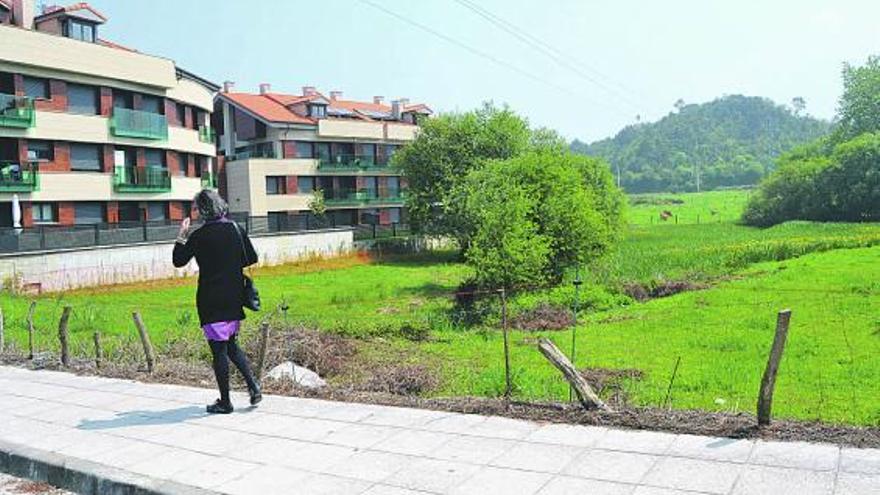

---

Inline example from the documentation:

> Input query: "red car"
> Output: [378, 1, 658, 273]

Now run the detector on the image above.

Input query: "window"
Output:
[175, 103, 186, 126]
[23, 77, 49, 100]
[308, 104, 326, 118]
[70, 143, 102, 171]
[359, 143, 376, 160]
[384, 144, 398, 158]
[362, 177, 378, 198]
[147, 202, 166, 221]
[67, 84, 98, 115]
[314, 142, 331, 162]
[295, 142, 313, 158]
[118, 202, 141, 222]
[389, 208, 401, 224]
[64, 19, 96, 42]
[73, 202, 104, 225]
[27, 141, 53, 161]
[141, 95, 161, 114]
[266, 176, 286, 195]
[32, 203, 57, 224]
[178, 152, 190, 175]
[144, 149, 165, 168]
[113, 91, 132, 109]
[297, 176, 315, 194]
[387, 176, 400, 195]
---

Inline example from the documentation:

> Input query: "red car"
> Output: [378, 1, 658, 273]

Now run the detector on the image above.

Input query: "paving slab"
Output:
[0, 366, 877, 495]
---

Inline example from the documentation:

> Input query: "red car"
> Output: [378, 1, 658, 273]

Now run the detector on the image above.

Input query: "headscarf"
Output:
[194, 189, 228, 221]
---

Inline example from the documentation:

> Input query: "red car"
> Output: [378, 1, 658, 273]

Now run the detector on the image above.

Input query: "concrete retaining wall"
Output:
[0, 228, 353, 293]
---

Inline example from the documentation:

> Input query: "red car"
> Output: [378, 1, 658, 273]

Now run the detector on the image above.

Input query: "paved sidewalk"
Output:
[0, 366, 877, 495]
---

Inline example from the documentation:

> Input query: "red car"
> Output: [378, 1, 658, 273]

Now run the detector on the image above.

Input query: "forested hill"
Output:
[572, 95, 830, 193]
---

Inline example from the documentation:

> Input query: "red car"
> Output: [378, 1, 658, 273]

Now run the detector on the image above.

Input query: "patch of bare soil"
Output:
[580, 367, 644, 405]
[623, 280, 709, 302]
[511, 303, 574, 331]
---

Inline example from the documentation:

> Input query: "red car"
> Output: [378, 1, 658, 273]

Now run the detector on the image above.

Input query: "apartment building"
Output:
[0, 1, 218, 229]
[215, 84, 431, 227]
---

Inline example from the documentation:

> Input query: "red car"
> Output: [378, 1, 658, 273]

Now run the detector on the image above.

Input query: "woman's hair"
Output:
[194, 189, 228, 221]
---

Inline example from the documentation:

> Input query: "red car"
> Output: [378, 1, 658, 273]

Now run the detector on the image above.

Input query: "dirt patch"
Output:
[623, 280, 709, 302]
[256, 325, 356, 378]
[512, 303, 574, 331]
[580, 367, 644, 405]
[359, 364, 439, 395]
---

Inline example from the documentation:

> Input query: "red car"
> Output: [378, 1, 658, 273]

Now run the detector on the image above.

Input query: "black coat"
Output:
[172, 221, 258, 326]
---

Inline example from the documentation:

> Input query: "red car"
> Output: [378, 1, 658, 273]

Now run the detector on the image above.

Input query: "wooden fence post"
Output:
[255, 321, 270, 381]
[757, 309, 792, 426]
[0, 306, 5, 354]
[58, 306, 72, 367]
[26, 301, 36, 360]
[93, 332, 102, 370]
[500, 288, 511, 399]
[132, 312, 156, 373]
[537, 337, 612, 412]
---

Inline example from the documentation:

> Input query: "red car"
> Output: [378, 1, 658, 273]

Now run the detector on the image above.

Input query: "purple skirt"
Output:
[202, 320, 241, 342]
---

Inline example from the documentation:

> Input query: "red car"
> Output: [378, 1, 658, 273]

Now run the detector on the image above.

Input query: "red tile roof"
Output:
[97, 38, 138, 52]
[222, 92, 315, 125]
[37, 2, 108, 22]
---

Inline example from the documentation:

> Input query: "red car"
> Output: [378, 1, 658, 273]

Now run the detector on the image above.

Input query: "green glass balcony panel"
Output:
[317, 154, 391, 172]
[199, 126, 216, 144]
[113, 166, 171, 192]
[323, 189, 406, 206]
[201, 172, 217, 189]
[0, 161, 39, 192]
[110, 108, 168, 140]
[0, 93, 35, 129]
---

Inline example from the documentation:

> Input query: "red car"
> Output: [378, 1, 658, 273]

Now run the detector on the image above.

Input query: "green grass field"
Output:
[1, 191, 878, 425]
[627, 189, 752, 225]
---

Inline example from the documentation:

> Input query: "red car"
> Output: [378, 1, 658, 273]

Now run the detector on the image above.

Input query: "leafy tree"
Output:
[572, 95, 830, 193]
[309, 188, 327, 218]
[460, 151, 624, 289]
[394, 103, 542, 249]
[791, 96, 806, 116]
[834, 55, 880, 142]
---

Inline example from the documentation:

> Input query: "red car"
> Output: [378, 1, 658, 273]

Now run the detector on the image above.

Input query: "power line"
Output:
[357, 0, 629, 118]
[451, 0, 644, 111]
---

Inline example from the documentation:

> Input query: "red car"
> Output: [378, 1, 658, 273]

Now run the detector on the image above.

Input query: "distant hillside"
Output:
[572, 95, 830, 193]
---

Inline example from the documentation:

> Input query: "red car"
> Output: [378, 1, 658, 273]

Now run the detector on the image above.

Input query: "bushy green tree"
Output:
[835, 55, 880, 142]
[393, 103, 532, 247]
[460, 151, 624, 289]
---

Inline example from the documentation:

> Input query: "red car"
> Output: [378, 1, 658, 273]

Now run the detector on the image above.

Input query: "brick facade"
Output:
[99, 87, 113, 117]
[106, 202, 119, 224]
[57, 202, 75, 226]
[166, 150, 180, 176]
[282, 141, 297, 158]
[102, 145, 115, 173]
[132, 93, 143, 111]
[12, 74, 23, 97]
[285, 176, 298, 194]
[34, 80, 67, 112]
[184, 106, 194, 129]
[186, 154, 196, 177]
[169, 202, 185, 221]
[164, 99, 180, 126]
[20, 202, 33, 228]
[379, 209, 392, 225]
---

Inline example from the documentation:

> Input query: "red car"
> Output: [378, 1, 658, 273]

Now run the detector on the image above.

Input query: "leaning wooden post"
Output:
[58, 306, 72, 367]
[93, 332, 103, 370]
[500, 288, 511, 399]
[0, 306, 5, 353]
[26, 301, 36, 360]
[757, 309, 792, 426]
[255, 321, 270, 381]
[538, 337, 612, 412]
[132, 312, 155, 373]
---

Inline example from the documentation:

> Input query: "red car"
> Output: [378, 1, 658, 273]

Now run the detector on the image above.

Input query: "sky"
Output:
[86, 0, 880, 142]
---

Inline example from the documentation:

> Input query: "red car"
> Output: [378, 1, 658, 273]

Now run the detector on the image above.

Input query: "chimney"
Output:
[259, 83, 272, 95]
[391, 100, 402, 120]
[222, 81, 235, 93]
[302, 86, 316, 96]
[329, 91, 342, 101]
[12, 0, 35, 29]
[373, 96, 384, 105]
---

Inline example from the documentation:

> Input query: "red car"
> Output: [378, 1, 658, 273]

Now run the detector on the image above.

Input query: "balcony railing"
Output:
[323, 188, 406, 206]
[0, 161, 39, 192]
[113, 166, 171, 192]
[317, 154, 391, 172]
[201, 171, 217, 189]
[0, 93, 35, 129]
[109, 108, 168, 140]
[198, 126, 216, 144]
[230, 147, 277, 161]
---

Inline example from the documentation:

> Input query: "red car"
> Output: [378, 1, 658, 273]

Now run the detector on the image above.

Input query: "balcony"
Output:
[201, 171, 217, 189]
[0, 93, 35, 128]
[198, 126, 216, 144]
[113, 166, 171, 193]
[317, 154, 391, 173]
[109, 108, 168, 140]
[324, 188, 406, 207]
[0, 161, 39, 192]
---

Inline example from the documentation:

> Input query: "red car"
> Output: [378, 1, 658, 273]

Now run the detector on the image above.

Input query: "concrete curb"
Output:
[0, 439, 219, 495]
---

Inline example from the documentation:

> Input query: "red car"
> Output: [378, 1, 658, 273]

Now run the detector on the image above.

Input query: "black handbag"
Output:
[233, 222, 261, 311]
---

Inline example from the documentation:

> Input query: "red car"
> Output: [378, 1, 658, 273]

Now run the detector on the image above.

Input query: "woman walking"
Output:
[173, 189, 262, 414]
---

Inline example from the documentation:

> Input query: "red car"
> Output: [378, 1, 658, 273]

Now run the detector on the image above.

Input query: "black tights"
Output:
[208, 334, 259, 404]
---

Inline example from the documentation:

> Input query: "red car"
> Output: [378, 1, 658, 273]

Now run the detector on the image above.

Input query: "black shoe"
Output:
[207, 399, 233, 414]
[250, 389, 263, 406]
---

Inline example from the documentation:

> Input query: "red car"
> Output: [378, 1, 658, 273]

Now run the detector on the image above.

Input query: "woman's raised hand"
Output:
[178, 217, 191, 238]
